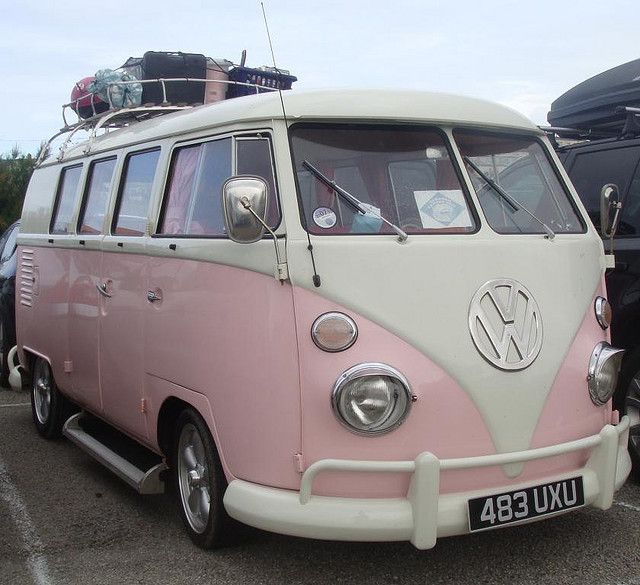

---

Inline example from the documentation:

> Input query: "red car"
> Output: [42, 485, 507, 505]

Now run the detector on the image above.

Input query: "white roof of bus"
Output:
[60, 89, 538, 160]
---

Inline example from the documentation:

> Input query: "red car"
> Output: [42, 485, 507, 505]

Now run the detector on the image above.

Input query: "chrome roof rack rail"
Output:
[37, 76, 280, 167]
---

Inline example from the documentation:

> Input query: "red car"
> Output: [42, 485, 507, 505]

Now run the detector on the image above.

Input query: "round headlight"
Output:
[588, 342, 624, 406]
[312, 312, 358, 352]
[594, 297, 612, 329]
[332, 363, 412, 435]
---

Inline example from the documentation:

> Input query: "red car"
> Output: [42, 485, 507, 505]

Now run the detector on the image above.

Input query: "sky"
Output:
[1, 0, 638, 155]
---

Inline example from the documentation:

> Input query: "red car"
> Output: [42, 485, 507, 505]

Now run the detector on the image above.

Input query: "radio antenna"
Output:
[260, 2, 321, 287]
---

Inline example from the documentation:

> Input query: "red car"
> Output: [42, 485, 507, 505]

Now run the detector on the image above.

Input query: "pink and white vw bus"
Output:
[17, 89, 631, 549]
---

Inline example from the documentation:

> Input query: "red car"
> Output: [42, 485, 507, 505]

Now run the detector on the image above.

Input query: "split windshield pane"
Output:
[291, 124, 476, 235]
[454, 130, 584, 234]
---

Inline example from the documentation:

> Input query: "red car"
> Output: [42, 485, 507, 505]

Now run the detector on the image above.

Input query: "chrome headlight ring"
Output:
[594, 297, 612, 330]
[587, 342, 624, 406]
[331, 363, 412, 436]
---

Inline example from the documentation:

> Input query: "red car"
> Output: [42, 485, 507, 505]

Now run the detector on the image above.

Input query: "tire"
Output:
[30, 357, 69, 439]
[172, 408, 234, 548]
[616, 351, 640, 482]
[623, 368, 640, 481]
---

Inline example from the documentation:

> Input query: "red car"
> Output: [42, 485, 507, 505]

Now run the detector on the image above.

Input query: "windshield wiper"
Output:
[302, 160, 408, 243]
[463, 156, 555, 240]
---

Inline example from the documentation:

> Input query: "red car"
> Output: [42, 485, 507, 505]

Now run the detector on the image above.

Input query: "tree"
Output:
[0, 144, 46, 232]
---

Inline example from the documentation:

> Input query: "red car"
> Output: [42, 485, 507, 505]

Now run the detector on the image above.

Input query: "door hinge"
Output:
[140, 398, 148, 414]
[64, 360, 73, 373]
[293, 452, 304, 474]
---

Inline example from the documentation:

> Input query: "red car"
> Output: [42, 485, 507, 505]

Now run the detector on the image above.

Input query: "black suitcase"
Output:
[548, 58, 640, 131]
[140, 51, 207, 105]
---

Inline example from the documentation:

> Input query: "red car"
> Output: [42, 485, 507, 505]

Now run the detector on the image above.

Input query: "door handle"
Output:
[96, 283, 112, 298]
[147, 290, 162, 303]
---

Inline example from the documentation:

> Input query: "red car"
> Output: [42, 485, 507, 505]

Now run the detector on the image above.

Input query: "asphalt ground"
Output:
[1, 387, 639, 585]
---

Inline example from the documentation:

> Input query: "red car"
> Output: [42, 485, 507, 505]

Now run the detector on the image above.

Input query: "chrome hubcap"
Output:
[627, 374, 640, 456]
[177, 423, 210, 534]
[33, 362, 52, 425]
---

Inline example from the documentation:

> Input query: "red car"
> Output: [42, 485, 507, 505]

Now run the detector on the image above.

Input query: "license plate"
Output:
[468, 476, 584, 532]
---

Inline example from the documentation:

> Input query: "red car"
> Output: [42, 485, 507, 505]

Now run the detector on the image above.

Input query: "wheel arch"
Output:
[156, 394, 231, 480]
[20, 346, 52, 383]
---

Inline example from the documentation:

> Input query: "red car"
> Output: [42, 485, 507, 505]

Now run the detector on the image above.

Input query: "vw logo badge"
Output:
[468, 279, 543, 371]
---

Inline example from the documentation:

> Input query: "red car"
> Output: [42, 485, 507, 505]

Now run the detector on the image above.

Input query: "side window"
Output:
[113, 149, 161, 236]
[568, 146, 640, 230]
[79, 158, 117, 234]
[159, 138, 232, 235]
[51, 165, 83, 234]
[0, 225, 17, 262]
[236, 137, 280, 227]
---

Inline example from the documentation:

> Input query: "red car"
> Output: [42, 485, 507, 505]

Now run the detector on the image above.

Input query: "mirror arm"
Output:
[609, 201, 622, 255]
[240, 197, 288, 282]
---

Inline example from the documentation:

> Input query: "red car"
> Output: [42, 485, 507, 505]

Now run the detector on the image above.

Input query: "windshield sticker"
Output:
[312, 207, 337, 229]
[414, 190, 472, 229]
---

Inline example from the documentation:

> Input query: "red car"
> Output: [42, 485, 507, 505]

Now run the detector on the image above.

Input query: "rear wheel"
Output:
[173, 408, 233, 548]
[30, 357, 69, 439]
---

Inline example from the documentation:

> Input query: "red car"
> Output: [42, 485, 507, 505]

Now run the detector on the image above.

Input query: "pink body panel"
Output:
[67, 246, 102, 411]
[17, 245, 70, 385]
[100, 246, 148, 440]
[293, 285, 609, 498]
[143, 256, 302, 489]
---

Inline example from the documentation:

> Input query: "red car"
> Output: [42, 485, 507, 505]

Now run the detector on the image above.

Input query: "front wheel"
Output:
[30, 357, 69, 439]
[624, 372, 640, 481]
[173, 408, 234, 548]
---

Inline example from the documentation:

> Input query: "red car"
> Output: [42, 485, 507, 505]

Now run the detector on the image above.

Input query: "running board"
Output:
[63, 413, 167, 494]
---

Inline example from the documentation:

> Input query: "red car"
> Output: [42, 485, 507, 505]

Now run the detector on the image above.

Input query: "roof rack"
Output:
[539, 106, 640, 148]
[37, 76, 278, 167]
[538, 124, 623, 149]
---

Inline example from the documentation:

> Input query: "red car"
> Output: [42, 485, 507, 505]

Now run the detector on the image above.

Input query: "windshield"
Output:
[290, 124, 477, 235]
[454, 130, 584, 234]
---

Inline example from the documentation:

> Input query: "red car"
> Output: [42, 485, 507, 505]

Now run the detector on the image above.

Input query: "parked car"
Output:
[17, 88, 630, 550]
[0, 220, 19, 387]
[548, 58, 640, 479]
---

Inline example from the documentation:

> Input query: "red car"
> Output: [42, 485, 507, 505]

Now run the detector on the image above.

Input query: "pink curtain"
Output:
[162, 146, 200, 234]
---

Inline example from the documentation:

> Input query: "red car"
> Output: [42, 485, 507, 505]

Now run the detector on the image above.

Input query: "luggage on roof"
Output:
[547, 58, 640, 131]
[138, 51, 207, 105]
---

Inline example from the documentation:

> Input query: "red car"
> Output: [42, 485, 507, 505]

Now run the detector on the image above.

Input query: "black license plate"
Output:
[468, 476, 584, 532]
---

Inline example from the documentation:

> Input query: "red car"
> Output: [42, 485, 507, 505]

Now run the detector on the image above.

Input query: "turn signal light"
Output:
[311, 312, 358, 352]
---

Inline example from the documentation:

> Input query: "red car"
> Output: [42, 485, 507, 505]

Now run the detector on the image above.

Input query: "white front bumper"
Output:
[223, 418, 631, 549]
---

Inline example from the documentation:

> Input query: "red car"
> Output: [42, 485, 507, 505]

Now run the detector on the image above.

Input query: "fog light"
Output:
[332, 363, 411, 435]
[594, 297, 612, 329]
[312, 312, 357, 352]
[587, 342, 624, 406]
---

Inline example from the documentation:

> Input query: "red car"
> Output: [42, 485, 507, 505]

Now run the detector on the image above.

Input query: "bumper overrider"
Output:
[223, 417, 631, 549]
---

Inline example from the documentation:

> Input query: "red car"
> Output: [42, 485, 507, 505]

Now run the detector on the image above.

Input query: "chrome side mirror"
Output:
[600, 183, 622, 238]
[222, 176, 268, 243]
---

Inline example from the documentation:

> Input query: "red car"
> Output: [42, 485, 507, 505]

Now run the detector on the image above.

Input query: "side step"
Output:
[63, 413, 167, 495]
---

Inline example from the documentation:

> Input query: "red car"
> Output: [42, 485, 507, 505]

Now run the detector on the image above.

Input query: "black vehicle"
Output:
[548, 59, 640, 478]
[0, 220, 19, 388]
